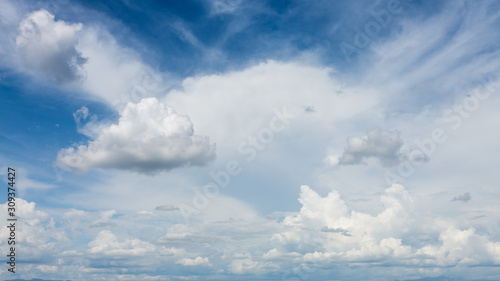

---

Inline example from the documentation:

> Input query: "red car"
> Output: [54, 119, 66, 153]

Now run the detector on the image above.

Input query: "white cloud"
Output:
[57, 97, 215, 173]
[10, 8, 171, 109]
[262, 248, 281, 259]
[89, 209, 116, 228]
[176, 256, 212, 267]
[36, 265, 58, 273]
[88, 230, 156, 257]
[0, 198, 68, 263]
[159, 246, 186, 256]
[162, 60, 379, 169]
[1, 183, 500, 280]
[323, 154, 340, 166]
[4, 1, 500, 280]
[73, 106, 89, 126]
[273, 184, 414, 259]
[283, 185, 349, 229]
[228, 257, 260, 274]
[155, 204, 179, 211]
[270, 183, 500, 272]
[333, 129, 403, 167]
[15, 9, 87, 83]
[210, 0, 244, 16]
[415, 224, 493, 266]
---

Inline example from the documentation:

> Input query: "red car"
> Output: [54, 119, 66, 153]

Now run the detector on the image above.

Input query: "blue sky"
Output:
[1, 0, 500, 280]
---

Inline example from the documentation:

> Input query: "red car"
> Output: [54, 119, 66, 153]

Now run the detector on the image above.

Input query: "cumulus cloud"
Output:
[4, 2, 500, 279]
[228, 256, 261, 274]
[57, 97, 215, 173]
[88, 230, 156, 256]
[15, 9, 87, 83]
[0, 198, 68, 263]
[36, 265, 58, 273]
[176, 256, 212, 267]
[273, 184, 415, 260]
[268, 183, 500, 274]
[11, 8, 172, 108]
[2, 185, 500, 280]
[333, 129, 403, 167]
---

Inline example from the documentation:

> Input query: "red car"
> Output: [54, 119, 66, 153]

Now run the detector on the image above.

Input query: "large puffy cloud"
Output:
[15, 9, 87, 83]
[57, 97, 215, 173]
[273, 184, 415, 259]
[266, 184, 500, 280]
[13, 9, 212, 175]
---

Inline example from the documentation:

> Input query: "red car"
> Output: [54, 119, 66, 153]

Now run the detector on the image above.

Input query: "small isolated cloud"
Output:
[155, 204, 179, 211]
[57, 97, 215, 173]
[15, 9, 87, 83]
[451, 192, 472, 202]
[335, 129, 403, 167]
[176, 256, 212, 267]
[73, 106, 89, 126]
[210, 0, 243, 15]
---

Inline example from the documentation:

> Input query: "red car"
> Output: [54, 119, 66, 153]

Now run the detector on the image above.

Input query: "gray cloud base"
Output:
[338, 128, 403, 167]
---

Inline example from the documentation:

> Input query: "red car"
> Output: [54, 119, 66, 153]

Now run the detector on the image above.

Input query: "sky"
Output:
[1, 0, 500, 280]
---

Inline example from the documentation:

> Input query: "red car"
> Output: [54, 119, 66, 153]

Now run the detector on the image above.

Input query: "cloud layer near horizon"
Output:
[2, 183, 500, 280]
